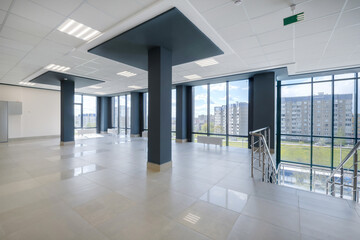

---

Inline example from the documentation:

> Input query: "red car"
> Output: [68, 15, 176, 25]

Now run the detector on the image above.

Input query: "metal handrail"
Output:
[326, 141, 360, 181]
[249, 127, 278, 183]
[326, 141, 359, 202]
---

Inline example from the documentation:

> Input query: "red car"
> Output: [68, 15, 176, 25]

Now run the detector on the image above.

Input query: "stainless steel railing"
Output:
[249, 127, 278, 183]
[326, 141, 360, 202]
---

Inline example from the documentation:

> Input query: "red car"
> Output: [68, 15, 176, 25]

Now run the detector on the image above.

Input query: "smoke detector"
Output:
[234, 0, 242, 5]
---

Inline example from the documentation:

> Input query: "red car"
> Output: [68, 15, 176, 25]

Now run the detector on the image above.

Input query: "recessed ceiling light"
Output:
[128, 85, 142, 89]
[88, 85, 102, 89]
[94, 92, 106, 95]
[45, 64, 70, 72]
[184, 74, 202, 80]
[19, 82, 35, 86]
[57, 18, 101, 41]
[195, 58, 219, 67]
[117, 71, 137, 77]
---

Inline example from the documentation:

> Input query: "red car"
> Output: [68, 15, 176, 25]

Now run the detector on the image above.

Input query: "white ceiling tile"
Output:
[262, 40, 293, 54]
[230, 36, 260, 52]
[250, 8, 290, 34]
[217, 21, 253, 42]
[0, 9, 6, 24]
[30, 0, 83, 16]
[0, 26, 42, 46]
[257, 27, 292, 45]
[295, 14, 338, 38]
[0, 45, 27, 58]
[45, 30, 84, 48]
[0, 0, 12, 11]
[189, 0, 231, 13]
[243, 0, 288, 19]
[266, 49, 293, 62]
[202, 2, 248, 30]
[337, 8, 360, 29]
[10, 0, 65, 28]
[69, 3, 116, 32]
[5, 13, 52, 38]
[344, 0, 360, 11]
[0, 36, 33, 52]
[296, 0, 346, 21]
[86, 0, 142, 21]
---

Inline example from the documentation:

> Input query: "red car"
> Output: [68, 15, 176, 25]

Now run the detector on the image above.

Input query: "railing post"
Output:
[262, 138, 265, 182]
[331, 176, 335, 197]
[251, 135, 254, 178]
[353, 151, 358, 202]
[268, 127, 271, 152]
[326, 182, 329, 195]
[340, 167, 344, 198]
[259, 136, 262, 168]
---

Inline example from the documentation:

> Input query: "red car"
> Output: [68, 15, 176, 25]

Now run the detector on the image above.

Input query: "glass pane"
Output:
[228, 137, 248, 148]
[312, 137, 331, 167]
[279, 164, 311, 191]
[193, 85, 208, 133]
[281, 78, 311, 85]
[281, 84, 311, 135]
[74, 104, 81, 128]
[112, 96, 119, 128]
[119, 96, 126, 129]
[127, 95, 131, 130]
[172, 89, 176, 132]
[313, 82, 332, 136]
[313, 75, 332, 82]
[144, 93, 148, 130]
[334, 80, 354, 138]
[74, 94, 82, 104]
[281, 136, 310, 164]
[210, 83, 226, 134]
[228, 80, 249, 136]
[82, 96, 97, 128]
[334, 73, 355, 80]
[333, 138, 354, 169]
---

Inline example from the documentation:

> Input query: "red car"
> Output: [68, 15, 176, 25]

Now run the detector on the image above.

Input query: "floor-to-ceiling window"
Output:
[111, 94, 131, 135]
[74, 94, 97, 129]
[279, 73, 358, 170]
[112, 96, 119, 130]
[192, 80, 249, 147]
[127, 95, 131, 133]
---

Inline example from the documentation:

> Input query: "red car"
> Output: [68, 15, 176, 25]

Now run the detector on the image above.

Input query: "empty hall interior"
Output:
[0, 0, 360, 239]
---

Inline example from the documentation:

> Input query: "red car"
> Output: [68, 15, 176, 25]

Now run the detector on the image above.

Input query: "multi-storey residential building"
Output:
[281, 93, 353, 139]
[213, 102, 248, 135]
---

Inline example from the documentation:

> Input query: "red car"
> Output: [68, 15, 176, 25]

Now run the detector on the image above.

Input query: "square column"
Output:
[130, 92, 143, 137]
[147, 47, 172, 171]
[176, 85, 192, 142]
[60, 80, 74, 145]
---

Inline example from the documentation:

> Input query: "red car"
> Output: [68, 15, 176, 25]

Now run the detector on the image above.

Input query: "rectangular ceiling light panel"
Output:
[117, 71, 137, 77]
[58, 19, 101, 41]
[195, 58, 219, 67]
[184, 74, 201, 80]
[128, 85, 142, 89]
[45, 64, 70, 72]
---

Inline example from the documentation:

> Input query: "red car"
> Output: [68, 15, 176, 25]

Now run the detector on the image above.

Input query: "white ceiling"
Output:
[0, 0, 359, 94]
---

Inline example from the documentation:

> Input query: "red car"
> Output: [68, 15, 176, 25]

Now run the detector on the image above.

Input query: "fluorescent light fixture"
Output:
[88, 85, 102, 89]
[117, 71, 137, 77]
[94, 92, 106, 95]
[57, 18, 101, 41]
[195, 58, 219, 67]
[184, 74, 201, 80]
[128, 85, 142, 89]
[19, 82, 35, 86]
[45, 64, 70, 72]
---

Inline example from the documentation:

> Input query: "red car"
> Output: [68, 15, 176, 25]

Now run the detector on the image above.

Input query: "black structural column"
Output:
[130, 92, 143, 137]
[148, 46, 172, 171]
[176, 85, 188, 142]
[60, 80, 74, 145]
[97, 97, 112, 133]
[248, 72, 275, 150]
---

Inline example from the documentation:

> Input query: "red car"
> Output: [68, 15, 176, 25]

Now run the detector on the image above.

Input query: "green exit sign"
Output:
[283, 12, 304, 26]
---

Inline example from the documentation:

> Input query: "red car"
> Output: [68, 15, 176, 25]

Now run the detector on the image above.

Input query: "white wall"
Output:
[0, 85, 60, 139]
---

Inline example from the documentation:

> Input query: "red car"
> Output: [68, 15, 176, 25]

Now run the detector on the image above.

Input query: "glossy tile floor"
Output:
[0, 135, 359, 240]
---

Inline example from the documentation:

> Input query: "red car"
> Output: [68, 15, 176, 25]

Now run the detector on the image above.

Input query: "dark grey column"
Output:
[60, 80, 74, 144]
[148, 46, 172, 170]
[130, 92, 143, 137]
[176, 85, 187, 142]
[248, 72, 275, 149]
[98, 97, 112, 133]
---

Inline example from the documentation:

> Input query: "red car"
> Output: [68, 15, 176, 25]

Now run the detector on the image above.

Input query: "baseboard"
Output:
[147, 161, 172, 171]
[176, 139, 188, 143]
[130, 134, 140, 137]
[8, 135, 60, 142]
[60, 141, 75, 146]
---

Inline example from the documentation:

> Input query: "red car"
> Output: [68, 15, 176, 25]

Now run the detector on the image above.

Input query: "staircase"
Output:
[250, 127, 360, 203]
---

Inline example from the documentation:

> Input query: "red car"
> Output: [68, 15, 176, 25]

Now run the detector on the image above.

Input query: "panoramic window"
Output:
[279, 73, 358, 169]
[112, 96, 119, 129]
[82, 96, 97, 128]
[192, 80, 249, 147]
